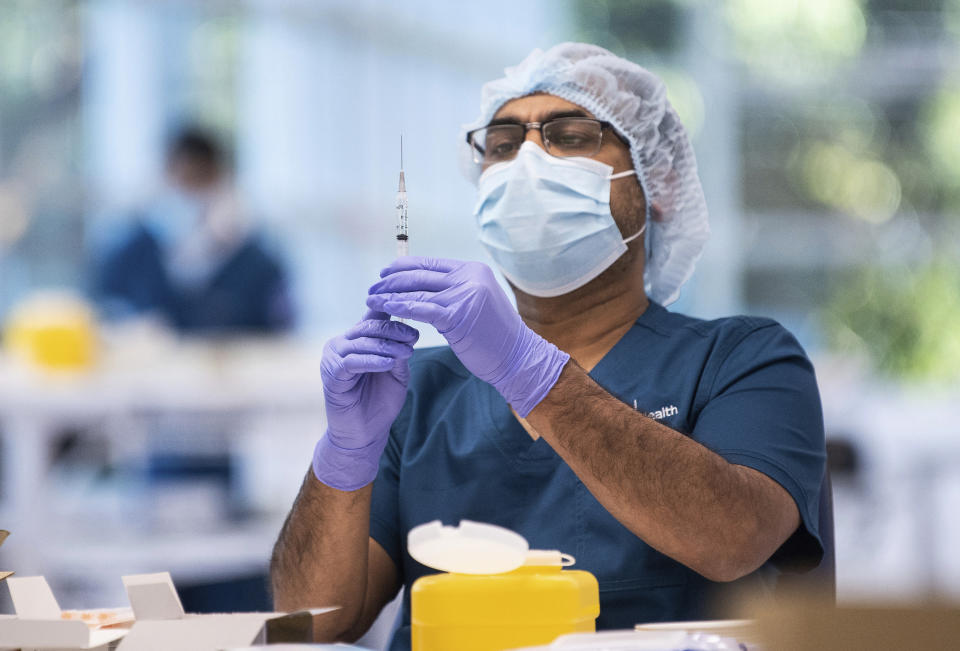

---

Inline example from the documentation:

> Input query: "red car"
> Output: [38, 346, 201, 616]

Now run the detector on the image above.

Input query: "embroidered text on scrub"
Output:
[633, 399, 679, 420]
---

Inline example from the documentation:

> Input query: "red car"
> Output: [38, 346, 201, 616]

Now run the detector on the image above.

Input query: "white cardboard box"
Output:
[0, 568, 336, 651]
[0, 576, 129, 650]
[116, 572, 336, 651]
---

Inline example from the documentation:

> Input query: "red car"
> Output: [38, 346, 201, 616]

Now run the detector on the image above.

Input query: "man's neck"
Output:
[515, 273, 649, 372]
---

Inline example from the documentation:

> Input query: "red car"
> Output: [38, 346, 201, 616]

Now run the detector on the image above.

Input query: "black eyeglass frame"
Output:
[465, 117, 616, 164]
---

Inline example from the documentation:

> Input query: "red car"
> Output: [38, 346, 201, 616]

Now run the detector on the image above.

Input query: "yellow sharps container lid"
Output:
[409, 520, 530, 575]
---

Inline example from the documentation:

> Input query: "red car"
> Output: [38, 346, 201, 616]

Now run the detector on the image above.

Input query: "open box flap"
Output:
[6, 576, 62, 619]
[122, 572, 185, 621]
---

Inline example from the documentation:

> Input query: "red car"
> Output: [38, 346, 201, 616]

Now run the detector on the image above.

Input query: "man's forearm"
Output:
[525, 362, 799, 582]
[270, 470, 374, 640]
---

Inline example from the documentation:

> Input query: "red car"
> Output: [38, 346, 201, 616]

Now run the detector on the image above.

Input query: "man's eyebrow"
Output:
[487, 109, 591, 127]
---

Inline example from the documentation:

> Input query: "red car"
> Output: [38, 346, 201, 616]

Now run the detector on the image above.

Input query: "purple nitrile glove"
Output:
[366, 257, 569, 418]
[313, 309, 419, 491]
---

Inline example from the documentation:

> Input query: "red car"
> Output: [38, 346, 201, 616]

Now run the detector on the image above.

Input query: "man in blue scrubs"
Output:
[271, 44, 826, 649]
[93, 127, 293, 334]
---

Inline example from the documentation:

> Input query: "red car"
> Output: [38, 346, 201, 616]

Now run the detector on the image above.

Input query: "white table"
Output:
[0, 335, 328, 579]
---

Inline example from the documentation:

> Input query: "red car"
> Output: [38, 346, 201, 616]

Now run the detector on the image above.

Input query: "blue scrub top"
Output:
[370, 302, 826, 651]
[92, 222, 293, 334]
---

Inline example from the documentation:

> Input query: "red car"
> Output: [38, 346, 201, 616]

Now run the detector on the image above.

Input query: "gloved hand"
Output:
[313, 309, 419, 490]
[367, 257, 569, 417]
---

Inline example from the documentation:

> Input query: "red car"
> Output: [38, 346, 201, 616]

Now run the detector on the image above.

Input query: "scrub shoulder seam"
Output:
[705, 320, 797, 398]
[717, 319, 784, 357]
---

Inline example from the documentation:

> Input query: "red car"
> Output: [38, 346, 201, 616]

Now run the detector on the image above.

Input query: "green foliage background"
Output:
[824, 258, 960, 381]
[574, 0, 960, 382]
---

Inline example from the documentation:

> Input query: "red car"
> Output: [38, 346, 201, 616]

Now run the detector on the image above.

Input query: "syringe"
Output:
[395, 135, 409, 324]
[396, 134, 408, 258]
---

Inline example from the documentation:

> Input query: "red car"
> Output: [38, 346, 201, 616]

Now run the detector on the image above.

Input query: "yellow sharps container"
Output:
[3, 291, 98, 372]
[409, 520, 599, 651]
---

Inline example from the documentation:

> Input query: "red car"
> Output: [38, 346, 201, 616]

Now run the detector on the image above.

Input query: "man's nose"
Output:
[522, 125, 546, 150]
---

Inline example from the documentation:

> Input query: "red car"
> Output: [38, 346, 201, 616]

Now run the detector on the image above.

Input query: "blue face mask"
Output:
[473, 141, 644, 297]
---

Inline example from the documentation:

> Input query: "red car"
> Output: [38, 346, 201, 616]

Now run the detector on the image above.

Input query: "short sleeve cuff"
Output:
[717, 449, 824, 571]
[369, 511, 403, 570]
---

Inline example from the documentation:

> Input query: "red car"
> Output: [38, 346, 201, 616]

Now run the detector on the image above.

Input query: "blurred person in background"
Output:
[92, 127, 293, 335]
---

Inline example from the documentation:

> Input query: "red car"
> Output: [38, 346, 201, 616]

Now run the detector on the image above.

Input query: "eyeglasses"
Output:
[466, 117, 613, 165]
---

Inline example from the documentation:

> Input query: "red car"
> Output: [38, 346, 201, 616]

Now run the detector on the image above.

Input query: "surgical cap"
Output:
[460, 42, 710, 306]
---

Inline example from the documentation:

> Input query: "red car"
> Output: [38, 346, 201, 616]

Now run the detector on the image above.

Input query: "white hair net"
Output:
[460, 43, 710, 306]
